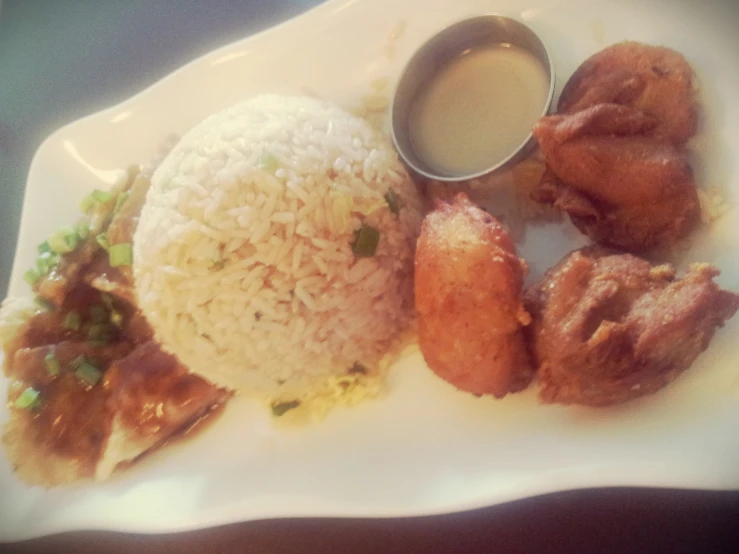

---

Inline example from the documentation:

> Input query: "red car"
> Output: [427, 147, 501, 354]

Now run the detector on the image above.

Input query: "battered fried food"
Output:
[531, 41, 701, 252]
[532, 103, 700, 251]
[415, 193, 533, 397]
[525, 247, 739, 406]
[557, 41, 697, 145]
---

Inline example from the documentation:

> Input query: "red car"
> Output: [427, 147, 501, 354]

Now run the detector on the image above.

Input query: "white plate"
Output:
[2, 0, 739, 541]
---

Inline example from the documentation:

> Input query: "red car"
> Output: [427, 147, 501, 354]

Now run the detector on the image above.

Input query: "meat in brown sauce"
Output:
[524, 247, 739, 406]
[2, 164, 230, 487]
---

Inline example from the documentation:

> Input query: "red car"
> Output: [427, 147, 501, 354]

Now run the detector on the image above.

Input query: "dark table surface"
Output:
[0, 1, 738, 552]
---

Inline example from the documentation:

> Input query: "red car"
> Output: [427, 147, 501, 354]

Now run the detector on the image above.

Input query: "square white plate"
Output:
[2, 0, 739, 541]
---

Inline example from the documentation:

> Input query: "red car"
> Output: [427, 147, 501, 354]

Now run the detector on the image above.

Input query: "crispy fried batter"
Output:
[415, 193, 533, 397]
[525, 247, 739, 406]
[532, 103, 700, 251]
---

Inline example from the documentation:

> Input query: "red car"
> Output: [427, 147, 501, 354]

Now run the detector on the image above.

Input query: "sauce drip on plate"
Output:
[409, 43, 549, 177]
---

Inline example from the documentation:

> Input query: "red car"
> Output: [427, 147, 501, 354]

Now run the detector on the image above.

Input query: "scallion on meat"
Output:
[96, 233, 110, 251]
[91, 189, 113, 203]
[14, 387, 42, 410]
[89, 304, 108, 324]
[109, 243, 132, 267]
[34, 297, 55, 312]
[44, 352, 61, 377]
[35, 251, 57, 275]
[23, 269, 40, 286]
[76, 221, 90, 240]
[75, 361, 102, 387]
[48, 226, 79, 254]
[63, 311, 81, 331]
[87, 323, 113, 343]
[351, 223, 380, 257]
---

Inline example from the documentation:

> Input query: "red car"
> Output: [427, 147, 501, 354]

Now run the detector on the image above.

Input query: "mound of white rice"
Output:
[133, 94, 422, 399]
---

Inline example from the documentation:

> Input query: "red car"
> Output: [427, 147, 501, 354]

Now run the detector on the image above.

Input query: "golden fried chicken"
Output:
[531, 42, 701, 252]
[415, 193, 533, 397]
[525, 247, 739, 406]
[557, 41, 697, 145]
[532, 103, 700, 252]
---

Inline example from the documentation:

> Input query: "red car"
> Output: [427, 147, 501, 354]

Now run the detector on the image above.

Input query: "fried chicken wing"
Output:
[532, 103, 700, 251]
[531, 42, 701, 252]
[525, 247, 739, 406]
[415, 193, 533, 397]
[557, 41, 697, 145]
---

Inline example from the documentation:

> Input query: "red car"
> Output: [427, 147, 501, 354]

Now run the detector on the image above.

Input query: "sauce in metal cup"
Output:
[391, 15, 555, 182]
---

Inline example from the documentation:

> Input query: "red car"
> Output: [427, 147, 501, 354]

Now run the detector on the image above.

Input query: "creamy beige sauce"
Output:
[409, 44, 549, 176]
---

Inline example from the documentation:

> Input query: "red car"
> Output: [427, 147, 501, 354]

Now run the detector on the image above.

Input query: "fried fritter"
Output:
[415, 193, 533, 397]
[532, 103, 701, 252]
[525, 247, 739, 406]
[557, 41, 697, 145]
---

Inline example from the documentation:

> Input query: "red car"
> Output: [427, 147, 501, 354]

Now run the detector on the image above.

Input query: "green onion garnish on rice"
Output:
[384, 188, 400, 216]
[14, 387, 42, 410]
[75, 361, 102, 387]
[48, 226, 79, 254]
[351, 223, 380, 257]
[257, 151, 279, 172]
[63, 311, 81, 331]
[109, 243, 132, 267]
[270, 399, 300, 417]
[91, 189, 113, 203]
[44, 352, 61, 377]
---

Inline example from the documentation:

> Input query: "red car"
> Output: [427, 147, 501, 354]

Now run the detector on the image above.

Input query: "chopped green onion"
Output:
[36, 251, 57, 275]
[69, 355, 87, 370]
[91, 189, 113, 203]
[87, 323, 113, 343]
[75, 361, 102, 387]
[38, 241, 52, 255]
[63, 311, 81, 331]
[34, 297, 55, 312]
[100, 293, 114, 309]
[44, 352, 61, 377]
[48, 226, 79, 254]
[114, 190, 130, 213]
[270, 399, 300, 417]
[76, 221, 90, 240]
[14, 387, 41, 410]
[96, 233, 110, 251]
[24, 268, 40, 287]
[384, 188, 400, 216]
[110, 310, 124, 328]
[89, 304, 108, 323]
[109, 243, 132, 267]
[351, 223, 380, 257]
[80, 194, 95, 213]
[348, 362, 367, 375]
[257, 151, 279, 172]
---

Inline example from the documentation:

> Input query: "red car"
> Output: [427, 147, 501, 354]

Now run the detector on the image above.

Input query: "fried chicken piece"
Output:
[415, 193, 533, 397]
[532, 103, 701, 252]
[525, 247, 739, 406]
[557, 41, 697, 145]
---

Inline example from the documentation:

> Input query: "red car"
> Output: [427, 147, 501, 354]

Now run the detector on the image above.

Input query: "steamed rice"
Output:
[133, 95, 422, 400]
